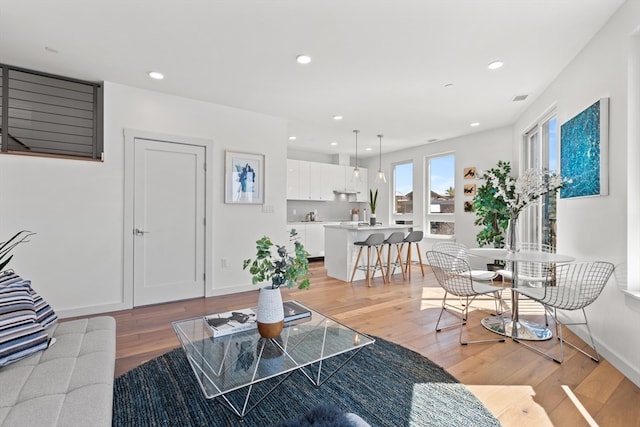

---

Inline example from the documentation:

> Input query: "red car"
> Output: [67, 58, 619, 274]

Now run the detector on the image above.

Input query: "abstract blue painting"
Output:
[560, 98, 609, 199]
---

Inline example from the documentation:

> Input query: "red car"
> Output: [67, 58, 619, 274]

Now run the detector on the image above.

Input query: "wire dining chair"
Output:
[513, 261, 614, 363]
[432, 241, 499, 282]
[497, 242, 554, 287]
[426, 250, 506, 346]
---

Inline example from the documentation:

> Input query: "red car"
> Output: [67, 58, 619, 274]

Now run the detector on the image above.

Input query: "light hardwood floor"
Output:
[94, 261, 639, 427]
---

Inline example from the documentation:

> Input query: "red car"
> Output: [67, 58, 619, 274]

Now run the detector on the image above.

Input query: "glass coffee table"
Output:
[172, 301, 374, 419]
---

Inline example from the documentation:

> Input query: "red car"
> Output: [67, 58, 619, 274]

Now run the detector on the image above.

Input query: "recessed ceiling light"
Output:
[296, 55, 311, 64]
[148, 71, 164, 80]
[332, 115, 343, 120]
[470, 122, 480, 127]
[487, 60, 504, 70]
[330, 141, 338, 146]
[288, 136, 297, 141]
[365, 147, 372, 151]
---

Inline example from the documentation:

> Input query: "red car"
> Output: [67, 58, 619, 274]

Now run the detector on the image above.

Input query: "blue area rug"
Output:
[112, 337, 500, 426]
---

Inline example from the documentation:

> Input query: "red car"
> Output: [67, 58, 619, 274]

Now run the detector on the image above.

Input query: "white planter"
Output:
[256, 285, 284, 338]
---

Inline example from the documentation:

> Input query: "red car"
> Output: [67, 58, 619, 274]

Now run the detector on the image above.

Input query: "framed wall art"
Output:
[225, 151, 265, 204]
[463, 201, 474, 213]
[463, 183, 477, 197]
[560, 98, 609, 199]
[463, 167, 477, 179]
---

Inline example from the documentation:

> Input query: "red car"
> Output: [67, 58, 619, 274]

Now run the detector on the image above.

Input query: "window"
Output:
[392, 161, 413, 221]
[0, 64, 103, 160]
[522, 112, 558, 247]
[427, 153, 455, 235]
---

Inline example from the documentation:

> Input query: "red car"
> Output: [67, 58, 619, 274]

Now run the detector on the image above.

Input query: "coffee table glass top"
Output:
[172, 301, 374, 399]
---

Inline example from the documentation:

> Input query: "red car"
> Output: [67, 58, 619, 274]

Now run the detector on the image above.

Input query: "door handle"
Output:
[134, 228, 150, 236]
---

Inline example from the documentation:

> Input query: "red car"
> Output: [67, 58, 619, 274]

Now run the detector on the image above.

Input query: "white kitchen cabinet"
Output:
[287, 222, 340, 258]
[304, 223, 325, 257]
[286, 159, 300, 199]
[308, 162, 335, 201]
[286, 159, 366, 201]
[286, 159, 310, 200]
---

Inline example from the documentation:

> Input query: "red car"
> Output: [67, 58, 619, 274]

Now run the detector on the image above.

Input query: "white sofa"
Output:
[0, 316, 116, 427]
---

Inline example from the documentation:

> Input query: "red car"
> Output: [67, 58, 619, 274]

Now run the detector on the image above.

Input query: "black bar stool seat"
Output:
[384, 231, 407, 281]
[403, 230, 425, 278]
[350, 233, 387, 287]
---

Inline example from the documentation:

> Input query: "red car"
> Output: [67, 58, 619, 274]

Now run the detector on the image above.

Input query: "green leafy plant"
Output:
[472, 161, 511, 248]
[369, 189, 378, 215]
[0, 230, 35, 271]
[243, 229, 310, 289]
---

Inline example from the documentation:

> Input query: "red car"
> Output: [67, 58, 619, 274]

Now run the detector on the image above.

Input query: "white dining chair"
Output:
[432, 241, 499, 282]
[512, 261, 614, 363]
[497, 242, 554, 287]
[426, 250, 506, 346]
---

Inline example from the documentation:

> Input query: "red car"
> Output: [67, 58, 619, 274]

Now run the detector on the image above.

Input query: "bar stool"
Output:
[350, 233, 387, 287]
[403, 230, 425, 279]
[384, 231, 406, 281]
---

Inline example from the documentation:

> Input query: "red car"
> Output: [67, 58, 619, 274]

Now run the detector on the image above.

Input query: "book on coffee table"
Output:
[204, 308, 257, 338]
[283, 301, 311, 322]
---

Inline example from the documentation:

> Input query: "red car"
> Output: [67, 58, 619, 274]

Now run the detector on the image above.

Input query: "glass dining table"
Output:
[467, 247, 575, 341]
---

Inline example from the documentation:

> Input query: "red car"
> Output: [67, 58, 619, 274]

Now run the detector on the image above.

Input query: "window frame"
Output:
[425, 152, 456, 237]
[521, 110, 558, 247]
[391, 160, 414, 223]
[0, 63, 104, 161]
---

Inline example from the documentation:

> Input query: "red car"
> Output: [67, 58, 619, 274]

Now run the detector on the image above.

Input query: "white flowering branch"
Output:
[481, 168, 569, 219]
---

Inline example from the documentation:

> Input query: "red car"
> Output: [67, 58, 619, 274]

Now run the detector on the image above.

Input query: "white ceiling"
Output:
[0, 0, 625, 157]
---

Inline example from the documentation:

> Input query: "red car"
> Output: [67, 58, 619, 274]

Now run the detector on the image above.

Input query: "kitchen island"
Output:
[324, 223, 412, 282]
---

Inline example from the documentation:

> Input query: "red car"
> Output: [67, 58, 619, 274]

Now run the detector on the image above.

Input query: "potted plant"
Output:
[243, 229, 310, 338]
[472, 161, 511, 251]
[369, 189, 378, 226]
[473, 160, 567, 269]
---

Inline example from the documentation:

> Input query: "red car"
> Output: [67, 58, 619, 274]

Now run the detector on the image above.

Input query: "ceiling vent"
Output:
[512, 94, 528, 102]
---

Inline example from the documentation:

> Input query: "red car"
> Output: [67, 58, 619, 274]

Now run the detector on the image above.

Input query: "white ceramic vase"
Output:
[256, 285, 284, 338]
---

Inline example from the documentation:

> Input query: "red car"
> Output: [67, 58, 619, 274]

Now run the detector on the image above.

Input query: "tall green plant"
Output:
[369, 189, 378, 214]
[472, 161, 511, 247]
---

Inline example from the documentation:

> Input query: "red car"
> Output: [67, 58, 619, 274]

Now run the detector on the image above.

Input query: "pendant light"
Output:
[352, 130, 361, 182]
[375, 134, 387, 184]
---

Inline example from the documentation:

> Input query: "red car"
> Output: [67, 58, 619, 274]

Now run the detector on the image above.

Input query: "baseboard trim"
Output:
[569, 325, 640, 388]
[57, 301, 131, 319]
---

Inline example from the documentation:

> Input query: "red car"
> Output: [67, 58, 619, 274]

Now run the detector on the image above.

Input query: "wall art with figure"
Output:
[225, 151, 265, 204]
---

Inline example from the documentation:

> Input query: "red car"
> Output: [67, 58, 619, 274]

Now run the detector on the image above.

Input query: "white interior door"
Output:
[133, 138, 205, 306]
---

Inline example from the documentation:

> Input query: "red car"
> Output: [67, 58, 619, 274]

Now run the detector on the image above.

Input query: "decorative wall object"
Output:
[225, 151, 265, 204]
[463, 167, 476, 179]
[463, 184, 477, 196]
[463, 201, 474, 213]
[560, 98, 609, 198]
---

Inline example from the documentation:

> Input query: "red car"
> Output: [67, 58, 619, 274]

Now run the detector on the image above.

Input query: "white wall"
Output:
[512, 0, 640, 386]
[0, 82, 289, 317]
[360, 126, 514, 268]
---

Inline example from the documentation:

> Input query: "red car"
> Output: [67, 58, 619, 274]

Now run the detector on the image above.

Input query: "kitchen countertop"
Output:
[324, 223, 411, 231]
[287, 220, 343, 224]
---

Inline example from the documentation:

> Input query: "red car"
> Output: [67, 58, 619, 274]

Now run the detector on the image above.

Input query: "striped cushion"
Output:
[0, 283, 49, 367]
[0, 272, 58, 329]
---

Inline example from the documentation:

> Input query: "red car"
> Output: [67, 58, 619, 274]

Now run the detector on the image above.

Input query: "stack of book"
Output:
[283, 301, 312, 322]
[204, 301, 312, 338]
[204, 308, 257, 338]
